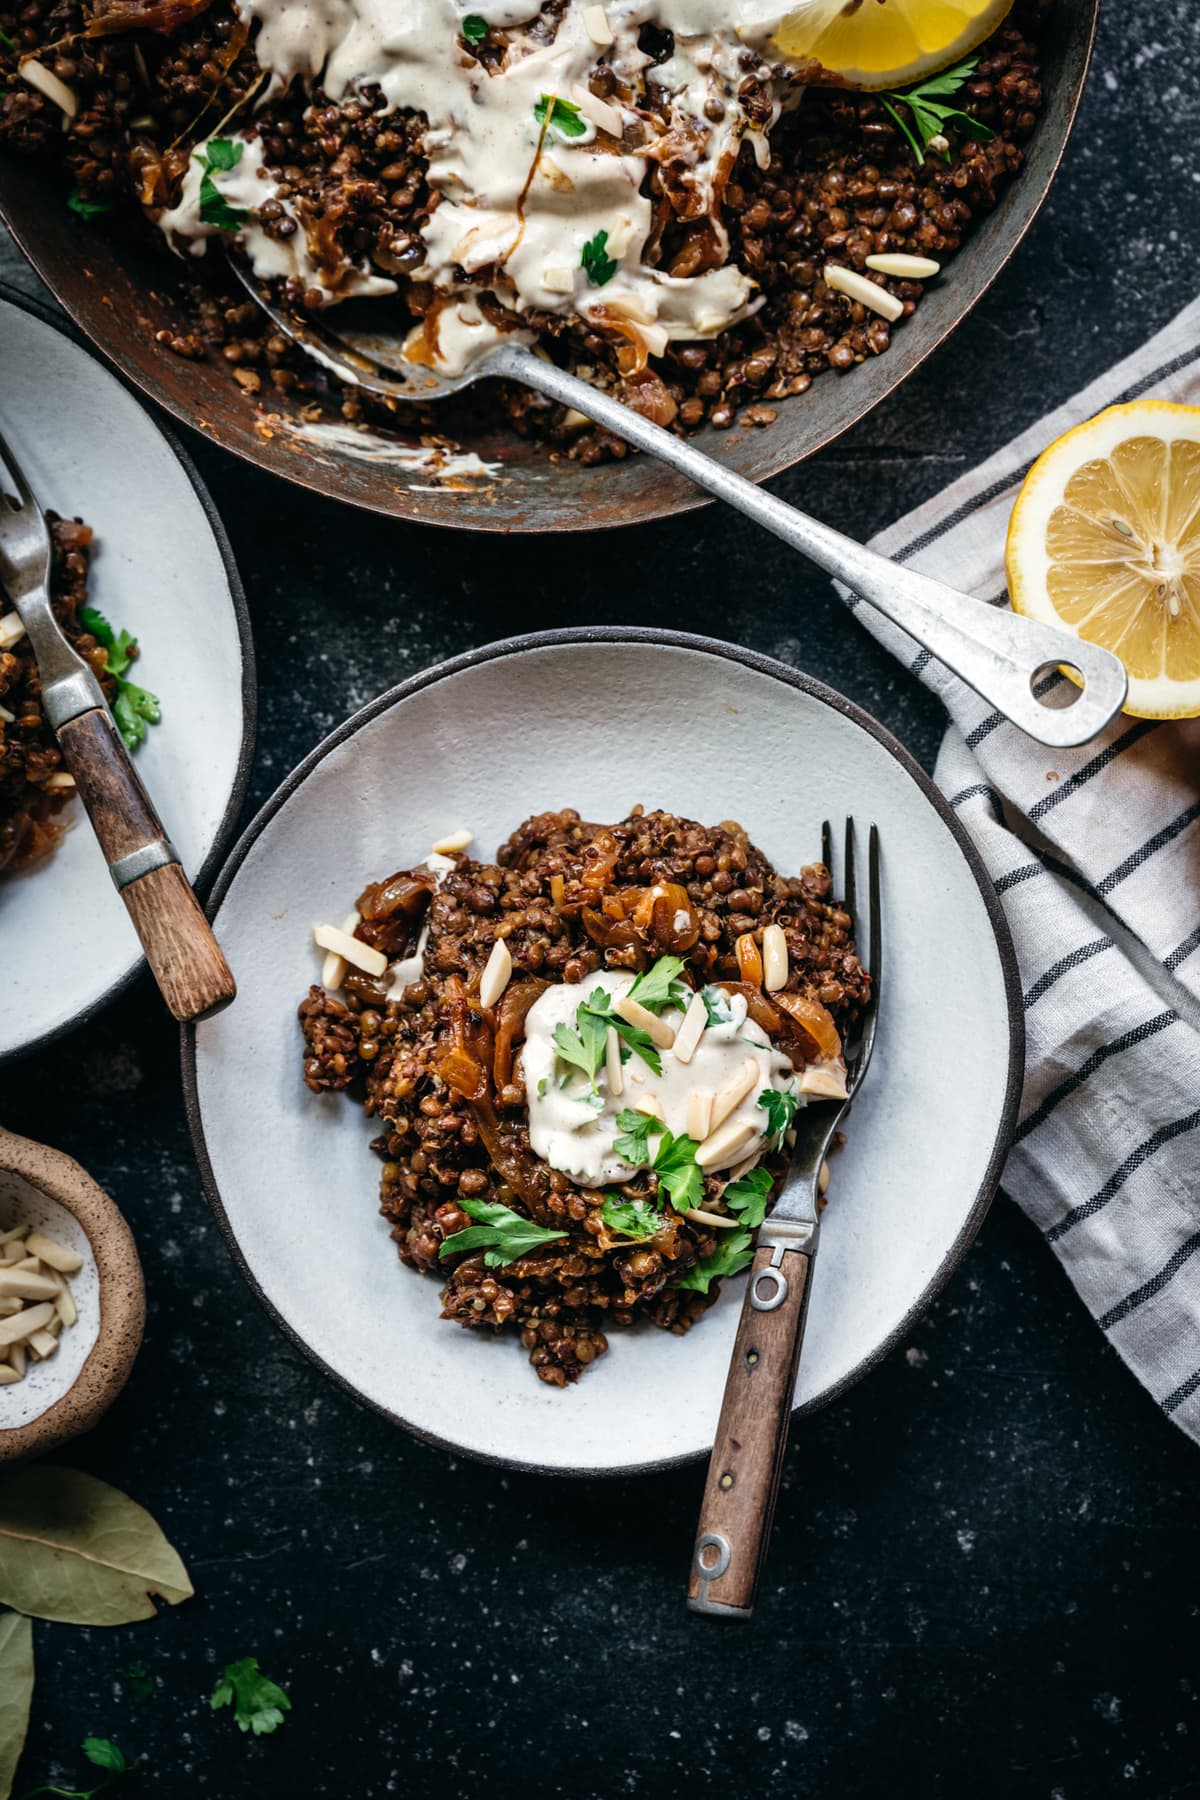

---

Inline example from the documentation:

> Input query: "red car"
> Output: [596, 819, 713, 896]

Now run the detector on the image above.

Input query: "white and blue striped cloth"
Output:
[844, 296, 1200, 1443]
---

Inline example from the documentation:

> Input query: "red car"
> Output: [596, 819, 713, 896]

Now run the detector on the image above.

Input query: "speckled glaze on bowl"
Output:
[0, 1126, 145, 1462]
[184, 629, 1023, 1476]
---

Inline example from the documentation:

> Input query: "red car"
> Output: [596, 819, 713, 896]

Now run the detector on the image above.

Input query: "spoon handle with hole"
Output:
[493, 344, 1127, 748]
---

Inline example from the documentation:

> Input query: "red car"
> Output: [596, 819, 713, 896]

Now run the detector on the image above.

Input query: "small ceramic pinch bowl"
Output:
[0, 1126, 145, 1463]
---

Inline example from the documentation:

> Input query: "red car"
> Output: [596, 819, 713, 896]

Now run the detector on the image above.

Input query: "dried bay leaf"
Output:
[0, 1611, 34, 1800]
[0, 1466, 193, 1626]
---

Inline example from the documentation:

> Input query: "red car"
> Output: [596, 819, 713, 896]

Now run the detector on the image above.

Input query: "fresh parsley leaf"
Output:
[122, 1662, 153, 1705]
[581, 228, 618, 287]
[675, 1227, 754, 1294]
[880, 58, 994, 165]
[757, 1087, 800, 1143]
[627, 954, 690, 1015]
[611, 1016, 661, 1073]
[652, 1127, 702, 1214]
[601, 1195, 666, 1239]
[438, 1196, 567, 1267]
[81, 1742, 129, 1775]
[552, 989, 609, 1087]
[79, 606, 160, 751]
[537, 1076, 548, 1098]
[211, 1658, 292, 1736]
[112, 682, 161, 752]
[723, 1165, 773, 1230]
[67, 187, 109, 222]
[701, 986, 732, 1026]
[194, 139, 251, 232]
[613, 1107, 657, 1165]
[461, 12, 487, 44]
[533, 93, 586, 138]
[0, 26, 15, 47]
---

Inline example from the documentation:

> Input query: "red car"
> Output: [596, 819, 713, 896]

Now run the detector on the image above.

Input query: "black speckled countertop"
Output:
[2, 5, 1198, 1791]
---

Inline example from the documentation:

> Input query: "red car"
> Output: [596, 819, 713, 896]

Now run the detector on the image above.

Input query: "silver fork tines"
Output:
[0, 423, 108, 727]
[767, 817, 880, 1228]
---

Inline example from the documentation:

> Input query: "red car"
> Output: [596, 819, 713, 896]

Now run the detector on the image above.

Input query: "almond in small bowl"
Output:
[0, 1125, 144, 1463]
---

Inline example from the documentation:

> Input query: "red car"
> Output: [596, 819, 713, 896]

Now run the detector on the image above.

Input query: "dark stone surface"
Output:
[3, 3, 1198, 1791]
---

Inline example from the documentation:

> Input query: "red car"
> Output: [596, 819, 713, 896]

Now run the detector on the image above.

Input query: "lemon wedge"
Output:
[1006, 401, 1200, 721]
[772, 0, 1013, 90]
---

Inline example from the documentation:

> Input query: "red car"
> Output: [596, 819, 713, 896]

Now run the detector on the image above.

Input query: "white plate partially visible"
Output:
[0, 289, 253, 1061]
[185, 632, 1022, 1477]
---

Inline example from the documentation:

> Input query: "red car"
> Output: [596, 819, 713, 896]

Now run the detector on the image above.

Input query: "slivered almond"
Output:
[614, 993, 675, 1049]
[865, 252, 940, 279]
[44, 772, 76, 791]
[0, 612, 26, 651]
[0, 1301, 54, 1346]
[0, 1226, 29, 1246]
[0, 1366, 19, 1385]
[799, 1062, 849, 1100]
[0, 1298, 22, 1316]
[605, 1025, 623, 1098]
[0, 1269, 61, 1302]
[9, 1342, 25, 1378]
[25, 1230, 84, 1274]
[55, 1286, 77, 1329]
[430, 829, 472, 855]
[672, 990, 708, 1065]
[572, 83, 623, 137]
[321, 908, 360, 990]
[478, 937, 513, 1008]
[681, 1206, 742, 1230]
[762, 924, 788, 993]
[635, 1094, 665, 1122]
[0, 704, 13, 724]
[726, 1151, 760, 1184]
[18, 57, 77, 117]
[824, 263, 903, 322]
[11, 1257, 39, 1272]
[708, 1058, 759, 1132]
[583, 3, 613, 44]
[549, 874, 565, 907]
[1, 1242, 25, 1265]
[28, 1328, 59, 1359]
[818, 1159, 831, 1196]
[695, 1119, 758, 1171]
[313, 922, 386, 979]
[686, 1089, 712, 1143]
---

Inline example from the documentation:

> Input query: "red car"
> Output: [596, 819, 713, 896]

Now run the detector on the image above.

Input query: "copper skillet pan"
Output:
[0, 1, 1097, 536]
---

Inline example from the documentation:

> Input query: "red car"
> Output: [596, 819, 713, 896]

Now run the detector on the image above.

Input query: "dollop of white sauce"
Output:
[158, 0, 806, 368]
[522, 969, 797, 1189]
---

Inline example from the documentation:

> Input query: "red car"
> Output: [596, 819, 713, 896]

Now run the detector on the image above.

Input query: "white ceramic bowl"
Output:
[0, 287, 253, 1061]
[185, 632, 1022, 1475]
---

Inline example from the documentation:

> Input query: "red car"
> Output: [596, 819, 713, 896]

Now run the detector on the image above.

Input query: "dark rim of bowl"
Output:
[0, 279, 258, 1065]
[181, 626, 1025, 1478]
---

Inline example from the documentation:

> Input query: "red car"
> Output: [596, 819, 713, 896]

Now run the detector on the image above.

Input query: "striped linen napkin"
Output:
[840, 295, 1200, 1443]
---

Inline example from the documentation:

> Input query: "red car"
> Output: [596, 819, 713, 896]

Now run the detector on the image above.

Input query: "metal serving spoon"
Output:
[230, 263, 1127, 749]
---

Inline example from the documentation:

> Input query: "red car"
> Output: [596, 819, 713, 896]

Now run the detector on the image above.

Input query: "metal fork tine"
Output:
[842, 815, 857, 927]
[820, 817, 832, 873]
[0, 422, 39, 516]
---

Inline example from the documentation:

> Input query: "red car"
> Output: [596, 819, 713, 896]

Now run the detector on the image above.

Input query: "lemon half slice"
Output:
[772, 0, 1013, 90]
[1006, 401, 1200, 721]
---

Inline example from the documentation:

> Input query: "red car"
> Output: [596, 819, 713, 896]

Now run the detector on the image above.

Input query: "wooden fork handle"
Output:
[687, 1240, 814, 1618]
[55, 706, 236, 1024]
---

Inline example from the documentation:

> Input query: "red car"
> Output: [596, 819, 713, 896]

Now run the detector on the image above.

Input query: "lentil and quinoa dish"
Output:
[0, 0, 1051, 462]
[299, 808, 869, 1386]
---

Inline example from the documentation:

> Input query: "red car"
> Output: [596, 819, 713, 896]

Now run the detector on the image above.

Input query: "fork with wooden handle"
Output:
[688, 819, 880, 1618]
[0, 425, 236, 1024]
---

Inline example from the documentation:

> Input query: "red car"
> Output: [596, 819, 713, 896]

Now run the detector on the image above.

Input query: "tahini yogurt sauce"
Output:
[159, 0, 808, 371]
[521, 969, 798, 1188]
